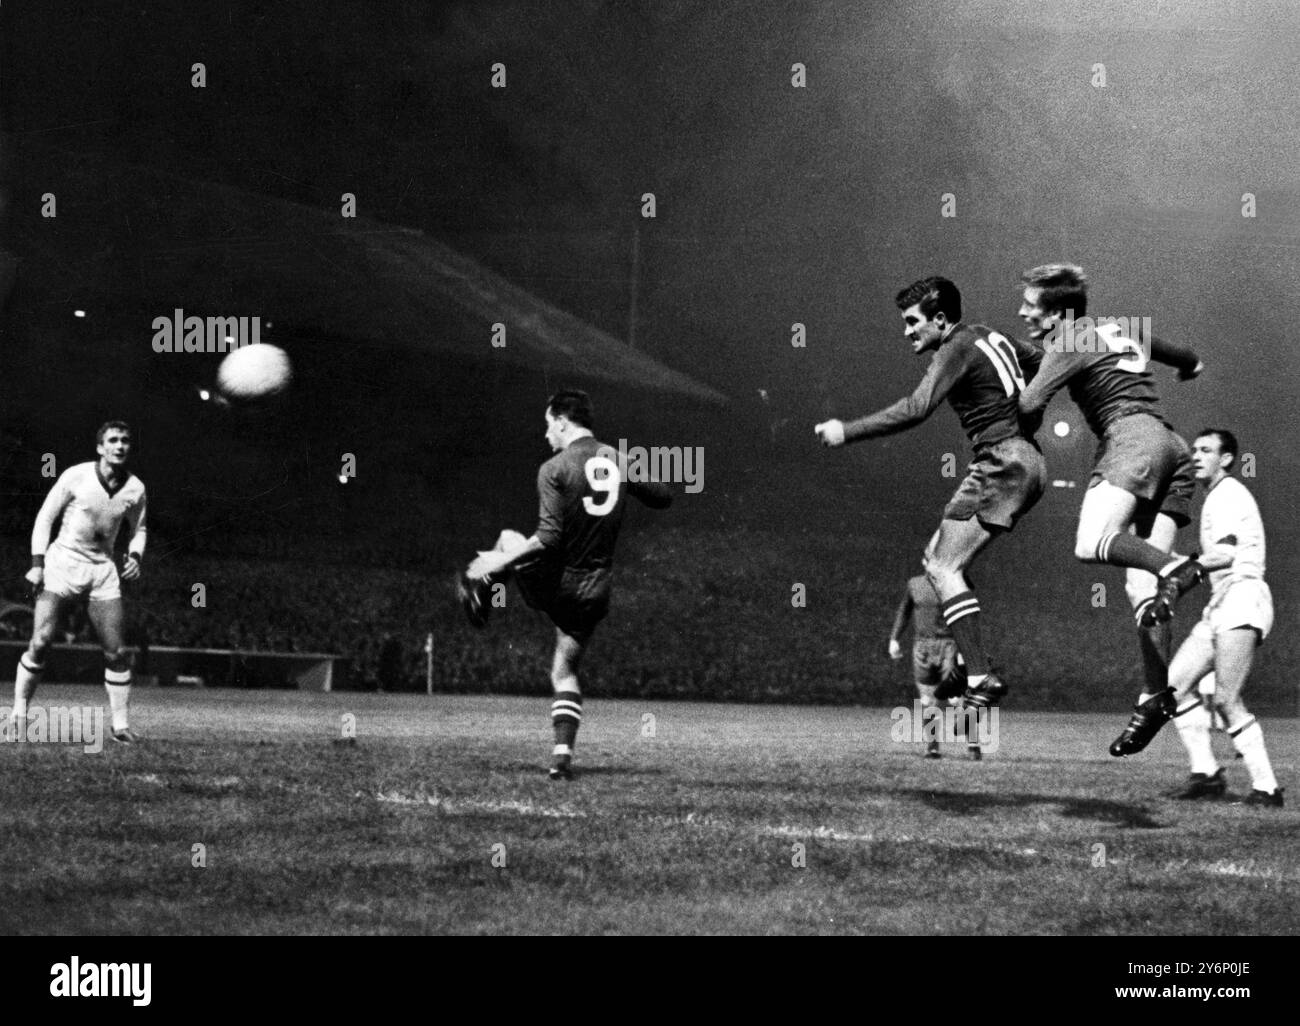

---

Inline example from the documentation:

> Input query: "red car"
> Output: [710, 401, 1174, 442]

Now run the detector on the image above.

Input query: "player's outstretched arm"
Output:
[1149, 335, 1202, 380]
[818, 346, 961, 447]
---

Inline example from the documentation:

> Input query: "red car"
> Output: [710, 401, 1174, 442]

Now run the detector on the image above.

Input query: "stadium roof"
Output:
[2, 142, 727, 405]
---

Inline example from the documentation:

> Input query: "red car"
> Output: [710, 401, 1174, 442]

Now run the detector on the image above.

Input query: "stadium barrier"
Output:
[0, 641, 343, 691]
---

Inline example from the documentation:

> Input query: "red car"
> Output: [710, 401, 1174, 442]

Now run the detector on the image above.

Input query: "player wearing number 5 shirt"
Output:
[1015, 264, 1207, 756]
[463, 390, 671, 780]
[815, 276, 1046, 714]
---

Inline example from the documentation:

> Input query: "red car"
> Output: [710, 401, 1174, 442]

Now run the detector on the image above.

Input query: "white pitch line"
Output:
[365, 796, 1292, 879]
[370, 790, 585, 819]
[1163, 857, 1299, 883]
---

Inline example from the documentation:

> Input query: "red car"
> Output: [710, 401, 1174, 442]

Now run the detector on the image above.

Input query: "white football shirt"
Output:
[1199, 475, 1264, 592]
[32, 462, 148, 565]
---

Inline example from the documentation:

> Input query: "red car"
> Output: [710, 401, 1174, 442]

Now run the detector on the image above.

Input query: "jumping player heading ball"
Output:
[816, 276, 1046, 714]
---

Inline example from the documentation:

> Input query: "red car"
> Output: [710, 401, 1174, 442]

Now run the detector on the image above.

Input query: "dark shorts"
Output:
[912, 637, 958, 689]
[514, 560, 611, 645]
[1091, 413, 1195, 528]
[943, 436, 1046, 530]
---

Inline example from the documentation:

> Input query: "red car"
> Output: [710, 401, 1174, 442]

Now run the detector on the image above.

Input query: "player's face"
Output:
[97, 429, 131, 467]
[544, 411, 566, 452]
[1191, 435, 1229, 481]
[1018, 286, 1059, 341]
[899, 302, 945, 354]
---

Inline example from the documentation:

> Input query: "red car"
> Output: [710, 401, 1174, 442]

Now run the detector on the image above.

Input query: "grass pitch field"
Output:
[0, 686, 1295, 935]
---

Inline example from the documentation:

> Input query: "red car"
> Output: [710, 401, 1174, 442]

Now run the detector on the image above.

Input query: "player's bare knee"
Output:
[28, 625, 57, 658]
[1073, 534, 1099, 562]
[104, 650, 131, 673]
[925, 562, 961, 595]
[1125, 573, 1156, 611]
[551, 670, 579, 693]
[1218, 694, 1249, 724]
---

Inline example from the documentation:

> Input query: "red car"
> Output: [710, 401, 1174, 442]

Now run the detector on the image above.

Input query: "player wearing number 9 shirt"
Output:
[1015, 263, 1205, 755]
[815, 276, 1046, 714]
[463, 389, 671, 780]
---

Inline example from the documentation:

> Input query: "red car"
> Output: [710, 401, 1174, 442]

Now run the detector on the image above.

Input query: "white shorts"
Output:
[1191, 578, 1273, 643]
[43, 542, 120, 603]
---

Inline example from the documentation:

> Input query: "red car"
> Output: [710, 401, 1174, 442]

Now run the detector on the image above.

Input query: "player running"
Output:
[1148, 431, 1282, 806]
[7, 421, 147, 744]
[888, 573, 979, 759]
[1015, 264, 1206, 753]
[459, 390, 671, 781]
[816, 276, 1045, 712]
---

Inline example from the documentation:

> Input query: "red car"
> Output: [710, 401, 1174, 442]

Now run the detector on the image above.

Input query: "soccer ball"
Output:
[216, 343, 292, 400]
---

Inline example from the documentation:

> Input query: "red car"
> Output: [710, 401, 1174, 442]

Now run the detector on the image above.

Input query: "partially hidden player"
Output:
[888, 573, 980, 759]
[817, 276, 1046, 712]
[459, 390, 671, 781]
[1015, 264, 1207, 754]
[7, 421, 147, 744]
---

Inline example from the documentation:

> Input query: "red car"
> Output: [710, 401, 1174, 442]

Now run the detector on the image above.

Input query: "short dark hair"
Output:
[895, 276, 961, 323]
[1021, 263, 1088, 318]
[96, 420, 131, 445]
[546, 389, 594, 429]
[1197, 428, 1238, 470]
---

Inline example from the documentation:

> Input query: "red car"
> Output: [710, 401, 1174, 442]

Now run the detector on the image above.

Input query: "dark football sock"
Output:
[1136, 622, 1171, 694]
[551, 692, 583, 753]
[1095, 532, 1178, 575]
[940, 591, 990, 677]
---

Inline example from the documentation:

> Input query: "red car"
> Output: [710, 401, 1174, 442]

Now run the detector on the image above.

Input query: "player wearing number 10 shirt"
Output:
[815, 276, 1046, 713]
[463, 390, 671, 780]
[1015, 263, 1205, 755]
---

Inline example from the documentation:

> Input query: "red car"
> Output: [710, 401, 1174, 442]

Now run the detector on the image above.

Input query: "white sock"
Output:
[966, 673, 988, 688]
[1173, 700, 1218, 777]
[104, 673, 132, 732]
[13, 656, 41, 720]
[1229, 718, 1278, 794]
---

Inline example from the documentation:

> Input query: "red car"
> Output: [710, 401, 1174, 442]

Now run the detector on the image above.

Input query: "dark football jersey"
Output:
[842, 322, 1041, 450]
[1019, 326, 1200, 438]
[535, 435, 672, 570]
[906, 575, 951, 639]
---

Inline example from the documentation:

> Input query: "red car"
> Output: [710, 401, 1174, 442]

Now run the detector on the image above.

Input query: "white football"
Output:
[217, 343, 292, 399]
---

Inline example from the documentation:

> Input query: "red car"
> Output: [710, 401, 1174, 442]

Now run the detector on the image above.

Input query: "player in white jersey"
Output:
[1157, 430, 1280, 806]
[7, 422, 148, 744]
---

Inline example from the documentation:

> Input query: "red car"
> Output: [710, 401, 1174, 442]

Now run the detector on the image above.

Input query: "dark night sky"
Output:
[4, 0, 1300, 514]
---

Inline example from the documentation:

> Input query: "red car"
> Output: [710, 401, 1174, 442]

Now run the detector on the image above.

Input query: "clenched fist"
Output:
[814, 419, 846, 447]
